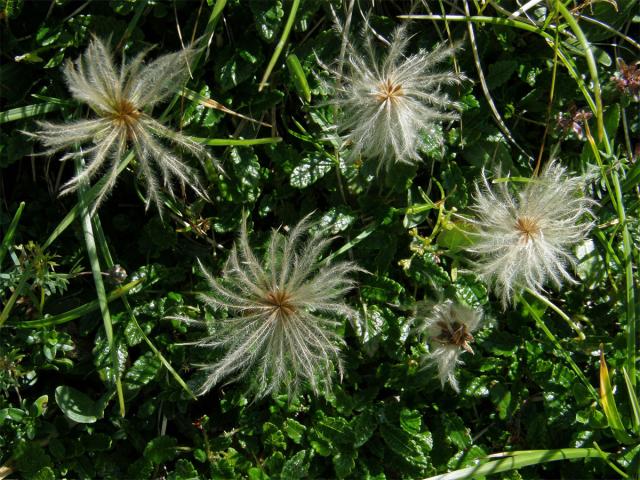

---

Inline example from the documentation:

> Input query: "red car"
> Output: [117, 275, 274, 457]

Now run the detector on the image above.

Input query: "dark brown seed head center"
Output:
[436, 320, 475, 354]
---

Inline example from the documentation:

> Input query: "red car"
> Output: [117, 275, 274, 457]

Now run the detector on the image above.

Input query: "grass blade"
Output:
[461, 0, 533, 162]
[90, 214, 197, 400]
[180, 87, 271, 128]
[286, 53, 311, 102]
[75, 155, 126, 417]
[192, 137, 282, 146]
[556, 3, 604, 140]
[13, 279, 142, 329]
[524, 287, 586, 340]
[258, 0, 300, 91]
[622, 367, 640, 433]
[599, 349, 634, 444]
[42, 151, 134, 250]
[0, 269, 30, 327]
[0, 104, 62, 124]
[0, 201, 25, 268]
[520, 296, 598, 401]
[422, 448, 609, 480]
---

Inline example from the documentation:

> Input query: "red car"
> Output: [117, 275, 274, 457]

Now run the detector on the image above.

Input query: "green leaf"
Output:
[603, 103, 620, 143]
[420, 124, 445, 160]
[404, 252, 450, 285]
[0, 201, 24, 268]
[247, 467, 270, 480]
[263, 422, 287, 450]
[127, 458, 154, 480]
[487, 60, 518, 89]
[351, 410, 378, 448]
[284, 418, 306, 444]
[0, 103, 62, 124]
[313, 414, 355, 446]
[31, 467, 56, 480]
[442, 414, 472, 449]
[379, 421, 427, 466]
[309, 438, 331, 457]
[250, 0, 284, 42]
[124, 352, 162, 392]
[13, 442, 52, 476]
[490, 383, 513, 420]
[30, 395, 49, 417]
[318, 206, 356, 234]
[0, 407, 26, 424]
[230, 147, 262, 203]
[167, 459, 200, 480]
[290, 152, 333, 188]
[54, 386, 106, 424]
[424, 448, 608, 480]
[333, 449, 357, 478]
[144, 436, 179, 465]
[400, 408, 422, 435]
[280, 449, 310, 479]
[215, 42, 263, 91]
[361, 275, 405, 303]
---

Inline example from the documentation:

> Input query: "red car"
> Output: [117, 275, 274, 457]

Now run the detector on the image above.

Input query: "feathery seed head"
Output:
[415, 300, 482, 392]
[26, 36, 219, 212]
[467, 162, 595, 309]
[194, 215, 360, 400]
[329, 25, 463, 172]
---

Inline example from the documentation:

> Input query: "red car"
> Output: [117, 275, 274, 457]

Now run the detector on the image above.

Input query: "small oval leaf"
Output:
[55, 386, 105, 424]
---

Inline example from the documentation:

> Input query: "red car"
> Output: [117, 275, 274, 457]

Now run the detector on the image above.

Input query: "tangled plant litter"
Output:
[414, 300, 482, 392]
[466, 162, 595, 309]
[190, 216, 360, 400]
[25, 36, 219, 212]
[329, 24, 463, 172]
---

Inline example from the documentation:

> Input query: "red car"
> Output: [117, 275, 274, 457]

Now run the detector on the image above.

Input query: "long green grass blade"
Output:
[75, 155, 126, 417]
[461, 0, 533, 162]
[525, 287, 585, 340]
[258, 0, 300, 91]
[90, 215, 196, 400]
[0, 201, 25, 268]
[0, 268, 30, 327]
[599, 350, 634, 444]
[192, 137, 282, 146]
[622, 367, 640, 433]
[556, 3, 604, 141]
[286, 54, 311, 102]
[205, 0, 227, 38]
[13, 279, 142, 329]
[180, 87, 271, 127]
[422, 448, 609, 480]
[42, 151, 134, 250]
[520, 296, 598, 401]
[117, 0, 147, 47]
[0, 104, 62, 124]
[614, 173, 637, 389]
[398, 14, 551, 35]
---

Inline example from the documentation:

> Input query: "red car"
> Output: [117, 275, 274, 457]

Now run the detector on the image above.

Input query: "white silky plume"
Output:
[467, 162, 595, 309]
[330, 25, 463, 172]
[26, 37, 219, 212]
[415, 300, 482, 392]
[194, 216, 360, 400]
